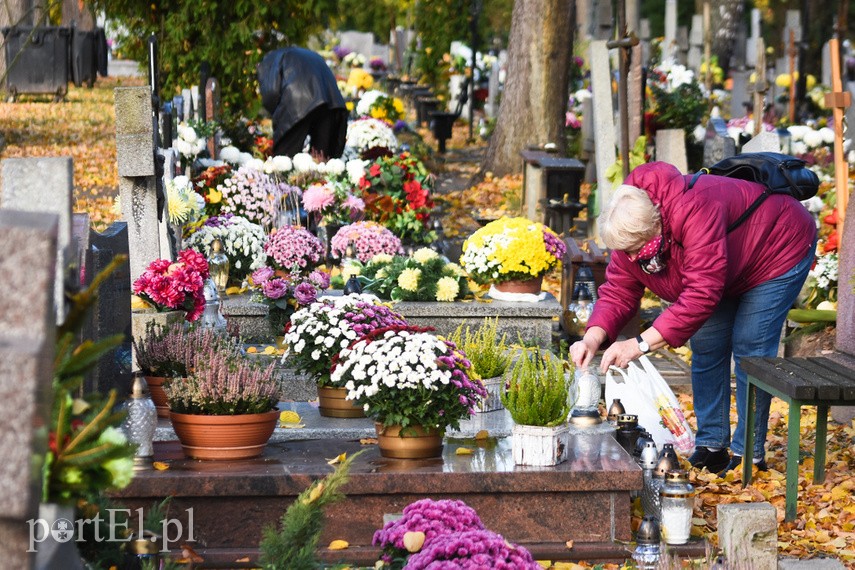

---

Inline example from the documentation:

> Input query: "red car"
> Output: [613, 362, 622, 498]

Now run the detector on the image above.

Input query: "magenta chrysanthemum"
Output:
[330, 221, 403, 262]
[264, 225, 324, 272]
[132, 250, 209, 322]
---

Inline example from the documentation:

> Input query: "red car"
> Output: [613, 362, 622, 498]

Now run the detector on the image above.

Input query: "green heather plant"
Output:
[501, 348, 572, 427]
[448, 318, 512, 380]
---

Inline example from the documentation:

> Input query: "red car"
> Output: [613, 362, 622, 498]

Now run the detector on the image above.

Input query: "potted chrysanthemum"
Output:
[358, 248, 470, 302]
[460, 216, 566, 297]
[132, 249, 209, 322]
[249, 266, 330, 336]
[332, 326, 486, 459]
[185, 214, 266, 286]
[283, 295, 409, 417]
[330, 221, 403, 263]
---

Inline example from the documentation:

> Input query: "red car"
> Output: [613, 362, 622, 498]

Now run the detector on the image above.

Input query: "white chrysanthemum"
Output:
[272, 155, 293, 172]
[803, 129, 824, 149]
[246, 158, 265, 172]
[413, 247, 438, 264]
[819, 127, 835, 145]
[292, 152, 316, 172]
[346, 159, 367, 185]
[787, 125, 810, 142]
[237, 152, 254, 166]
[326, 158, 346, 176]
[219, 145, 241, 163]
[356, 90, 384, 116]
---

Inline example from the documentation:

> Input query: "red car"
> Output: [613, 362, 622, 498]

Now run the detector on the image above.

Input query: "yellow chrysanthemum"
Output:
[435, 276, 459, 302]
[207, 188, 222, 204]
[167, 185, 192, 225]
[398, 268, 421, 292]
[393, 98, 405, 114]
[371, 253, 394, 264]
[413, 247, 438, 264]
[342, 263, 361, 280]
[376, 268, 387, 279]
[445, 262, 466, 277]
[371, 107, 387, 120]
[461, 217, 560, 280]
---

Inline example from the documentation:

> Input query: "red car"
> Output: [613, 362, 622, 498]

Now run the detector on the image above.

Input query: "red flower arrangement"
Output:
[359, 152, 436, 245]
[133, 249, 210, 322]
[192, 164, 233, 218]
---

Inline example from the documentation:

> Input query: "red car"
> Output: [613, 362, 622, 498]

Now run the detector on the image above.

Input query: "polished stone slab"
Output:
[116, 431, 642, 559]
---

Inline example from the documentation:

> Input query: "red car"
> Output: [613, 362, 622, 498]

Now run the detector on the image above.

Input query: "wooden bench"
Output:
[741, 352, 855, 521]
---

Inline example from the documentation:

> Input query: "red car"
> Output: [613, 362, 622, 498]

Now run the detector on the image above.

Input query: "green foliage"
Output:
[606, 136, 648, 187]
[45, 255, 136, 504]
[501, 348, 571, 427]
[649, 82, 706, 134]
[258, 450, 364, 570]
[448, 317, 511, 379]
[92, 0, 336, 116]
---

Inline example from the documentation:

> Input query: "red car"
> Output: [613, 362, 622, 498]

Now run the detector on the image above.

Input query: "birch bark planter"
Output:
[477, 375, 505, 413]
[511, 423, 570, 466]
[317, 386, 366, 418]
[169, 409, 279, 460]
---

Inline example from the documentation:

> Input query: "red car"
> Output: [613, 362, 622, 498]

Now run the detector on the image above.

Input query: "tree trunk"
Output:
[61, 0, 95, 30]
[481, 0, 574, 176]
[0, 0, 41, 91]
[709, 0, 744, 74]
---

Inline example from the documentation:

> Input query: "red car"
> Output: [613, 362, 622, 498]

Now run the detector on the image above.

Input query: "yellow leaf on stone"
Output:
[131, 295, 151, 310]
[327, 453, 347, 465]
[328, 539, 349, 550]
[262, 346, 276, 355]
[246, 346, 258, 353]
[474, 430, 489, 440]
[403, 531, 426, 552]
[455, 447, 473, 455]
[305, 483, 325, 504]
[279, 410, 301, 424]
[224, 286, 244, 295]
[153, 462, 169, 471]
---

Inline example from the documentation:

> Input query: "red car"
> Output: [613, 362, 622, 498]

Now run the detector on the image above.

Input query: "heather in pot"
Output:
[165, 352, 278, 416]
[501, 348, 572, 427]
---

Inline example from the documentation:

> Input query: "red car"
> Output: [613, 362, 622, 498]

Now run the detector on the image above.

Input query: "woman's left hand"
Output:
[598, 339, 642, 373]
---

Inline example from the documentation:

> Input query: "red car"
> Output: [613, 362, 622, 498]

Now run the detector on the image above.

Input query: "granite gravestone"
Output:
[0, 157, 73, 323]
[0, 210, 58, 569]
[86, 223, 133, 396]
[115, 86, 161, 283]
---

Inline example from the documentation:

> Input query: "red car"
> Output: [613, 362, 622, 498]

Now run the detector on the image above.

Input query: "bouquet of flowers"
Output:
[356, 90, 406, 123]
[646, 60, 706, 134]
[132, 249, 209, 322]
[345, 117, 399, 157]
[359, 152, 436, 245]
[185, 214, 266, 284]
[332, 327, 486, 431]
[192, 164, 233, 218]
[369, 57, 387, 72]
[373, 499, 486, 568]
[264, 225, 325, 273]
[803, 251, 838, 309]
[217, 165, 280, 228]
[460, 217, 566, 285]
[330, 221, 403, 263]
[166, 175, 205, 227]
[174, 121, 207, 163]
[283, 295, 409, 387]
[358, 248, 470, 302]
[250, 266, 330, 334]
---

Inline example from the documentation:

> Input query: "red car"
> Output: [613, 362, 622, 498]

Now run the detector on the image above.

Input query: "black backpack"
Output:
[688, 152, 820, 233]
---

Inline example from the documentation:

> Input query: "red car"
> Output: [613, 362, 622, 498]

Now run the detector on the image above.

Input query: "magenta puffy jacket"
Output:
[586, 161, 817, 347]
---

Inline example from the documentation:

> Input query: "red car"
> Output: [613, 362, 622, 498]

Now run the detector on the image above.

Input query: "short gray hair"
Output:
[598, 185, 661, 251]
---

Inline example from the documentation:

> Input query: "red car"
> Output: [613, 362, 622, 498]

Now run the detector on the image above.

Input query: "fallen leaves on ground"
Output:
[437, 170, 521, 239]
[0, 76, 145, 231]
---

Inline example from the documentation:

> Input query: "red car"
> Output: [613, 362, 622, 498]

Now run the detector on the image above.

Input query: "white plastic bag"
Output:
[605, 355, 695, 456]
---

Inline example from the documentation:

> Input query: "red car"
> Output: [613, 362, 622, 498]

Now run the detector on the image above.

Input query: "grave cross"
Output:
[788, 30, 797, 124]
[749, 38, 768, 136]
[702, 1, 712, 92]
[606, 0, 640, 178]
[824, 37, 851, 240]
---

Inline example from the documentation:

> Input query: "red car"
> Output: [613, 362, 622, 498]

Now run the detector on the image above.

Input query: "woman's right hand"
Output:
[569, 338, 598, 370]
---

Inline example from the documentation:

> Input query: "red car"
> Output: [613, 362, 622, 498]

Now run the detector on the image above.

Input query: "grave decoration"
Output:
[164, 175, 205, 228]
[356, 248, 470, 302]
[373, 498, 539, 570]
[132, 321, 186, 417]
[249, 265, 330, 337]
[283, 295, 409, 417]
[460, 216, 565, 296]
[331, 222, 404, 263]
[502, 348, 573, 466]
[173, 120, 210, 172]
[355, 89, 406, 123]
[448, 318, 512, 413]
[185, 214, 266, 286]
[359, 152, 436, 245]
[345, 117, 399, 159]
[215, 165, 280, 229]
[132, 249, 209, 322]
[191, 163, 233, 218]
[333, 326, 486, 458]
[645, 60, 705, 136]
[164, 330, 279, 460]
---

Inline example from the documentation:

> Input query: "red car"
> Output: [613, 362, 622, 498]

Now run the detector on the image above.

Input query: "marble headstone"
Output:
[589, 40, 616, 219]
[741, 131, 780, 154]
[655, 129, 688, 174]
[703, 118, 736, 166]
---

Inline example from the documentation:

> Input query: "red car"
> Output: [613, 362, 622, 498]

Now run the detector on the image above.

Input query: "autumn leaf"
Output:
[327, 453, 347, 465]
[403, 531, 426, 552]
[455, 447, 473, 455]
[328, 539, 349, 550]
[474, 430, 490, 440]
[152, 462, 170, 471]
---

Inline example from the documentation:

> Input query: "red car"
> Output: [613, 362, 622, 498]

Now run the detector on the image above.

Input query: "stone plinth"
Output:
[116, 432, 642, 563]
[222, 293, 562, 347]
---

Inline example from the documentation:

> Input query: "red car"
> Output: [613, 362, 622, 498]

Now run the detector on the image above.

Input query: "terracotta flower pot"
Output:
[169, 409, 279, 460]
[144, 376, 171, 418]
[317, 386, 366, 418]
[493, 276, 543, 295]
[375, 423, 443, 459]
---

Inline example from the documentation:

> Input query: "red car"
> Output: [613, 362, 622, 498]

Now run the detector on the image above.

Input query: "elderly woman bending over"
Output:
[569, 161, 816, 475]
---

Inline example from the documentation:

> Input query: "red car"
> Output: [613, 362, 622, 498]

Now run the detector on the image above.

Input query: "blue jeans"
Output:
[689, 243, 815, 457]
